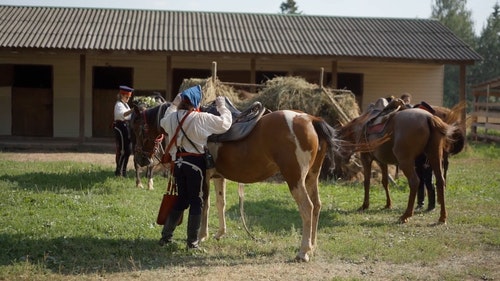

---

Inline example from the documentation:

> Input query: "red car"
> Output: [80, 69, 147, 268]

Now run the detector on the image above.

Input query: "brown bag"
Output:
[156, 177, 183, 225]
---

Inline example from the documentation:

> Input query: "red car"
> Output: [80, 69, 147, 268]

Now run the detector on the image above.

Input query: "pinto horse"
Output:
[338, 103, 458, 224]
[200, 109, 342, 262]
[130, 103, 170, 190]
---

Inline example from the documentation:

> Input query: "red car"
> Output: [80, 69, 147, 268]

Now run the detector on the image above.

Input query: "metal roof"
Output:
[0, 5, 482, 63]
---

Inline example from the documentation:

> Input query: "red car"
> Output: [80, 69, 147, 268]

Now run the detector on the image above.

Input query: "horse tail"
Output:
[312, 118, 339, 165]
[426, 115, 457, 153]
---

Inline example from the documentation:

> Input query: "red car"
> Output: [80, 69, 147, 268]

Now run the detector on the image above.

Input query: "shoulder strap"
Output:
[165, 110, 192, 152]
[177, 111, 203, 154]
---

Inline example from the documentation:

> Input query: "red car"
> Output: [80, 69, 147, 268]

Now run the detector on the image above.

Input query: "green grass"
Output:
[0, 142, 499, 280]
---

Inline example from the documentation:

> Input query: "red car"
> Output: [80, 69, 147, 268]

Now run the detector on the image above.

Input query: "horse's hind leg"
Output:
[399, 162, 419, 223]
[359, 153, 373, 211]
[429, 153, 447, 223]
[304, 172, 321, 251]
[289, 183, 314, 262]
[379, 162, 392, 209]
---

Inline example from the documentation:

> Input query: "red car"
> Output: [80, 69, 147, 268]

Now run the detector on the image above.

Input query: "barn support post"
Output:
[459, 64, 467, 145]
[331, 61, 338, 88]
[78, 53, 86, 143]
[212, 61, 217, 83]
[166, 55, 172, 100]
[319, 67, 324, 89]
[250, 58, 256, 92]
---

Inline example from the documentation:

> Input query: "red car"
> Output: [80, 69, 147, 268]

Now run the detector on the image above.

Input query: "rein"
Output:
[136, 104, 168, 163]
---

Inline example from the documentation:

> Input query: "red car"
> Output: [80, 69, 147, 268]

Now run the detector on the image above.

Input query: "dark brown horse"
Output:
[130, 102, 170, 190]
[338, 103, 458, 224]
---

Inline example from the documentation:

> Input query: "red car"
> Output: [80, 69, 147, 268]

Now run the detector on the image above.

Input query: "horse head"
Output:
[130, 103, 168, 167]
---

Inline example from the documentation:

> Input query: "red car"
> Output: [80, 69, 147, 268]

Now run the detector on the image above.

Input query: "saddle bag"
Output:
[204, 148, 215, 169]
[156, 176, 183, 225]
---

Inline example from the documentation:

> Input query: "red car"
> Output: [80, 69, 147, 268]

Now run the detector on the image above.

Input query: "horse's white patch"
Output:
[283, 111, 313, 183]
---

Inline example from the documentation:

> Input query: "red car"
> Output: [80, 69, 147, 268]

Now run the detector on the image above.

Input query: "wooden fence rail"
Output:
[471, 77, 500, 142]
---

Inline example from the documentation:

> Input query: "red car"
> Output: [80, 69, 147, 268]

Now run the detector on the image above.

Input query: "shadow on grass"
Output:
[0, 232, 293, 275]
[225, 198, 350, 234]
[0, 169, 115, 192]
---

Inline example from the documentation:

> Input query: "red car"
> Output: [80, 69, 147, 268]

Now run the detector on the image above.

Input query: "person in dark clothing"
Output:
[112, 85, 134, 177]
[158, 85, 232, 250]
[415, 154, 436, 211]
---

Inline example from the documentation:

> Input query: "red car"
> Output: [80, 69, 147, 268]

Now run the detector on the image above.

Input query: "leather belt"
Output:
[176, 152, 203, 157]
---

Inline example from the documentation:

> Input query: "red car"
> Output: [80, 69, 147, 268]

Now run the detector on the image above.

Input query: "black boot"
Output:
[427, 188, 436, 212]
[159, 210, 183, 246]
[186, 214, 202, 249]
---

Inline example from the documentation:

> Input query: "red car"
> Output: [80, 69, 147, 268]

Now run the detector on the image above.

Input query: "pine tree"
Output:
[472, 3, 500, 83]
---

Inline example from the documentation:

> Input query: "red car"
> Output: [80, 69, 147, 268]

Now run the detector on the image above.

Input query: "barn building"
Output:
[0, 5, 481, 143]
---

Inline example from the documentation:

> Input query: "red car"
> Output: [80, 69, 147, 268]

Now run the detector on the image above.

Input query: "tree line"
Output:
[281, 0, 500, 108]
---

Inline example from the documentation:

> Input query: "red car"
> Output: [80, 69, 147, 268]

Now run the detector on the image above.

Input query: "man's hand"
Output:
[172, 93, 182, 106]
[215, 96, 226, 107]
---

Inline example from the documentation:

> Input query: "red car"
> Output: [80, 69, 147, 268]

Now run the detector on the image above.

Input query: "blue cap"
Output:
[181, 85, 202, 109]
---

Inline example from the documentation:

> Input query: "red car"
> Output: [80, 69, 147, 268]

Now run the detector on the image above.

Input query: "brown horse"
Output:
[338, 104, 458, 224]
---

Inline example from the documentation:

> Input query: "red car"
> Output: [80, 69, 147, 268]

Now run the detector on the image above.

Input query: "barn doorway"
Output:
[337, 73, 364, 107]
[11, 65, 53, 137]
[92, 67, 133, 137]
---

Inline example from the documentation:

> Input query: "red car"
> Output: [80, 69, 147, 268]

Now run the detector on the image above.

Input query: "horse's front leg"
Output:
[379, 162, 392, 209]
[146, 166, 154, 190]
[199, 174, 211, 242]
[134, 161, 144, 189]
[213, 177, 227, 240]
[399, 162, 418, 223]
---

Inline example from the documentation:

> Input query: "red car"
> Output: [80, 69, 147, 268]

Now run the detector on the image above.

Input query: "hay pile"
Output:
[178, 78, 241, 106]
[180, 76, 360, 126]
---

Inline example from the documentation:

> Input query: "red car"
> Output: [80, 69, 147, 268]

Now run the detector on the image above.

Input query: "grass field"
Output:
[0, 142, 498, 280]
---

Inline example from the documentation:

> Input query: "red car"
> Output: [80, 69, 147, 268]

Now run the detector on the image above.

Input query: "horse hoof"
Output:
[214, 232, 226, 240]
[399, 217, 409, 224]
[295, 253, 310, 262]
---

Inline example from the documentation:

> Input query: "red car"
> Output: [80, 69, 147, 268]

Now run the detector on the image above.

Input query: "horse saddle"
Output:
[201, 97, 267, 142]
[365, 98, 406, 135]
[413, 101, 436, 114]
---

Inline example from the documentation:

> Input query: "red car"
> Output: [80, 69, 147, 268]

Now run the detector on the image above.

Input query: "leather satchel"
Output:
[156, 176, 183, 225]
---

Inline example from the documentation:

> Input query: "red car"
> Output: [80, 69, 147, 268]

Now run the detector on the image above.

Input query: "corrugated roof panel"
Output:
[0, 6, 482, 62]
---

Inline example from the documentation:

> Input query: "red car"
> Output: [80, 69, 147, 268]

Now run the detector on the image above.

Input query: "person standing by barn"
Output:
[113, 85, 134, 177]
[159, 85, 232, 250]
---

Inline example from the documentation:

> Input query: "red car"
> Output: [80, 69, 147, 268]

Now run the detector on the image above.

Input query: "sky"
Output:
[1, 0, 498, 35]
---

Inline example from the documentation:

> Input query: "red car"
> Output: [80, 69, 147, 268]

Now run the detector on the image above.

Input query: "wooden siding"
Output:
[0, 49, 445, 138]
[338, 61, 444, 110]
